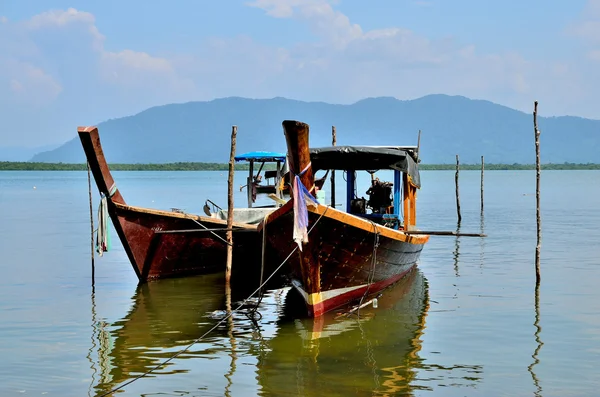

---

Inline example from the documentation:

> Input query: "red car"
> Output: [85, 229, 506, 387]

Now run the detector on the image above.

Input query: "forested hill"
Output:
[29, 95, 600, 164]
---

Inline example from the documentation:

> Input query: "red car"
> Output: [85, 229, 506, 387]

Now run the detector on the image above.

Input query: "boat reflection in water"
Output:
[89, 270, 483, 396]
[90, 273, 227, 396]
[257, 268, 483, 396]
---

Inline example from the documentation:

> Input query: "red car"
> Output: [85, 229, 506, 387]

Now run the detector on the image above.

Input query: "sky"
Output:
[0, 0, 599, 147]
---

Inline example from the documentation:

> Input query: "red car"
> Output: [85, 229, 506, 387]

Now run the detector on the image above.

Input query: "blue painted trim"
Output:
[346, 171, 355, 213]
[393, 170, 401, 221]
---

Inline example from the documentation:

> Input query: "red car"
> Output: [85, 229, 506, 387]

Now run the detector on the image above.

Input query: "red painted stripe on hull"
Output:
[307, 264, 416, 317]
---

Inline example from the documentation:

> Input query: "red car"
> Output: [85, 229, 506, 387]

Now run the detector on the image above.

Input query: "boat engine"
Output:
[366, 177, 393, 214]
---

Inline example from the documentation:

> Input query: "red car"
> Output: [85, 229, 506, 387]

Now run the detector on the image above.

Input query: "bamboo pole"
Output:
[331, 126, 337, 207]
[481, 155, 484, 213]
[87, 161, 95, 285]
[533, 101, 541, 285]
[226, 126, 237, 285]
[455, 154, 462, 223]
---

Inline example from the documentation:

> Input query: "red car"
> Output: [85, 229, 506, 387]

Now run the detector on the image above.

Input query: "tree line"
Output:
[2, 161, 600, 171]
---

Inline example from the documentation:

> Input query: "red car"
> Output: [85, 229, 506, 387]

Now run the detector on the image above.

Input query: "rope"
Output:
[95, 194, 111, 256]
[97, 206, 330, 397]
[356, 221, 380, 317]
[87, 162, 95, 283]
[186, 215, 233, 247]
[245, 211, 270, 324]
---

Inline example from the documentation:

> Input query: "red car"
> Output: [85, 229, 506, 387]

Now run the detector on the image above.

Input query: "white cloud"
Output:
[0, 7, 192, 104]
[1, 59, 62, 105]
[26, 7, 95, 29]
[588, 49, 600, 61]
[1, 1, 599, 147]
[244, 0, 545, 106]
[567, 0, 600, 44]
[248, 0, 362, 48]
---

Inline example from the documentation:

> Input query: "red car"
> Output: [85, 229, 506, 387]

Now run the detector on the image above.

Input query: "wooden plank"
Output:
[403, 230, 487, 237]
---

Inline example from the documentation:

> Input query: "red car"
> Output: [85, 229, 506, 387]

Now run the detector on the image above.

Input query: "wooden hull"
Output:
[264, 202, 428, 317]
[111, 202, 263, 280]
[78, 126, 266, 283]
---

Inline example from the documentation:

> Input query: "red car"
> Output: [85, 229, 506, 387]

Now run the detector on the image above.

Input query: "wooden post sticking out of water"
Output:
[533, 101, 541, 285]
[87, 161, 95, 285]
[330, 126, 337, 207]
[455, 154, 462, 223]
[481, 155, 485, 213]
[416, 130, 422, 163]
[226, 125, 237, 285]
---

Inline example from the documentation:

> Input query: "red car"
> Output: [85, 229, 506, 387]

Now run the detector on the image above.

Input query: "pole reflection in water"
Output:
[88, 269, 483, 396]
[224, 283, 237, 397]
[528, 284, 543, 396]
[453, 221, 461, 278]
[88, 287, 112, 397]
[480, 211, 486, 269]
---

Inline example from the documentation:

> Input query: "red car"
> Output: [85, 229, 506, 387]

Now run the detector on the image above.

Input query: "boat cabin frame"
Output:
[309, 145, 420, 231]
[234, 151, 288, 208]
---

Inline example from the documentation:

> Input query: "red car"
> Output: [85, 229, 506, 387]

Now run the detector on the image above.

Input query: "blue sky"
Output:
[0, 0, 598, 147]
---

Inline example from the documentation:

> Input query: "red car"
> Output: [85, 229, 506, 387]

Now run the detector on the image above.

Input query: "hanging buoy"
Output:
[372, 298, 378, 308]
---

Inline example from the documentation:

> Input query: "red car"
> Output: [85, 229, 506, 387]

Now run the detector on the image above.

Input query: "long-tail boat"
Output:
[259, 120, 430, 317]
[78, 126, 275, 282]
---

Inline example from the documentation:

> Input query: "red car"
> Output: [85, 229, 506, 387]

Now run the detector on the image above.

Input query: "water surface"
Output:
[1, 170, 599, 396]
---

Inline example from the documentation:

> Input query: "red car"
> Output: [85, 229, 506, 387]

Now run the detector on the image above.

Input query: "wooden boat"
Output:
[260, 120, 430, 317]
[79, 126, 276, 282]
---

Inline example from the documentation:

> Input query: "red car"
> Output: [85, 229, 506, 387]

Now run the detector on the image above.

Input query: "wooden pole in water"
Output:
[455, 154, 462, 223]
[533, 101, 541, 285]
[481, 155, 484, 213]
[87, 161, 95, 285]
[226, 125, 237, 285]
[416, 130, 422, 163]
[330, 125, 337, 207]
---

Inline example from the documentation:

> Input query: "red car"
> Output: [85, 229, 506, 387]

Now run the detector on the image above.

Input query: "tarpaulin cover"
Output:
[235, 151, 286, 162]
[309, 146, 421, 188]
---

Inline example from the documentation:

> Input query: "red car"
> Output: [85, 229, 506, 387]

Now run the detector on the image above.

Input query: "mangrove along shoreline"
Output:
[2, 161, 600, 171]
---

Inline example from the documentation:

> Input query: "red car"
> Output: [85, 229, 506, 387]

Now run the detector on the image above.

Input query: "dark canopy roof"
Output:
[310, 145, 421, 187]
[235, 151, 286, 162]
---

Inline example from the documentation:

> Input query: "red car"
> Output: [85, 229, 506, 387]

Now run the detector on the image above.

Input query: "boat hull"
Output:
[111, 203, 263, 281]
[264, 204, 427, 317]
[78, 125, 270, 283]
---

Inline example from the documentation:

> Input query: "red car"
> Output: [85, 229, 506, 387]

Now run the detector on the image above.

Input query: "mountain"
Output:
[30, 95, 600, 164]
[0, 144, 61, 161]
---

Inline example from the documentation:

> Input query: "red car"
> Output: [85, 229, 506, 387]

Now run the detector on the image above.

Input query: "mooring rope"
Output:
[186, 214, 233, 247]
[95, 193, 111, 256]
[97, 206, 329, 397]
[87, 162, 95, 283]
[244, 211, 271, 324]
[356, 221, 380, 317]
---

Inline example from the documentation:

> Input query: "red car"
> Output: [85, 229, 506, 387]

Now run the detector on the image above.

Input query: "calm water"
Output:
[1, 170, 599, 396]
